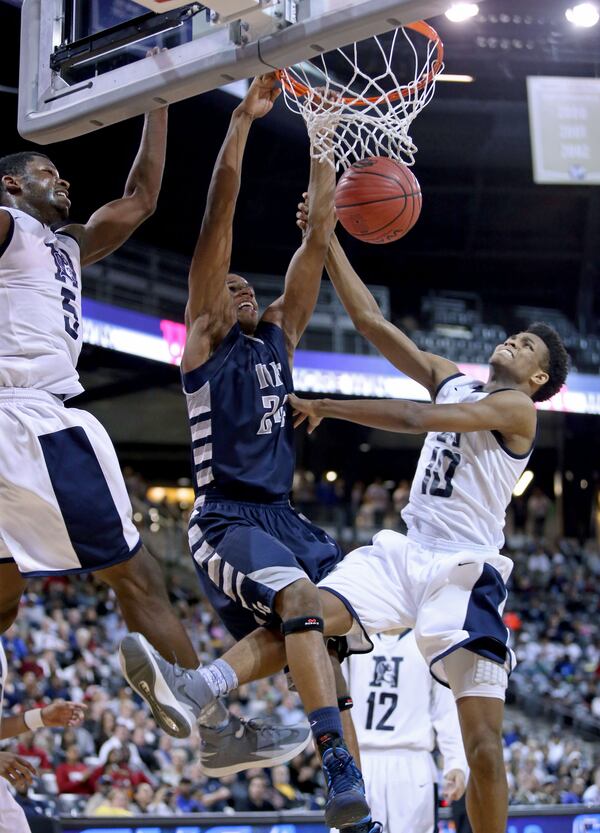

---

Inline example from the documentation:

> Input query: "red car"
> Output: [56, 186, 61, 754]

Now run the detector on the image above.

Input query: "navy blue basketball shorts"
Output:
[188, 495, 344, 640]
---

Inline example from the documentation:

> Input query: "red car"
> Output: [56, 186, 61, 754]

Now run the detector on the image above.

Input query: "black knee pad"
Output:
[338, 695, 354, 712]
[281, 615, 324, 636]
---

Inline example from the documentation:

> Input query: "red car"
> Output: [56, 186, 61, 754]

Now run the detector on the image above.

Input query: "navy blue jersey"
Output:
[182, 320, 295, 501]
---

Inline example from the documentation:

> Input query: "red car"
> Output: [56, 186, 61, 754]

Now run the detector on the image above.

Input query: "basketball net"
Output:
[278, 22, 444, 171]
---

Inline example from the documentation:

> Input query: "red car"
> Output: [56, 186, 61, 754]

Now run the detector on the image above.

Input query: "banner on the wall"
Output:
[81, 298, 600, 415]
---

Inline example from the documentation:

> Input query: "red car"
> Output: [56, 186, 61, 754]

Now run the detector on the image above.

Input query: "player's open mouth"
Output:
[238, 302, 255, 311]
[497, 348, 514, 359]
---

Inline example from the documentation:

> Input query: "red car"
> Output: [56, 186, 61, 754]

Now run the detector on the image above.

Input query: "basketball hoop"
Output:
[277, 22, 444, 171]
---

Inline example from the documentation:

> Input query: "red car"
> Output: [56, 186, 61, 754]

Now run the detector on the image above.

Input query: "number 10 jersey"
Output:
[402, 373, 533, 550]
[0, 208, 83, 399]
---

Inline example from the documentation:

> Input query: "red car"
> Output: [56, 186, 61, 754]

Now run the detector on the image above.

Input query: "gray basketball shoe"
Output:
[119, 633, 312, 774]
[199, 717, 312, 777]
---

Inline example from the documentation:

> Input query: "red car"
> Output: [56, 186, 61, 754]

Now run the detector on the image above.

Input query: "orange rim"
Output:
[276, 20, 444, 106]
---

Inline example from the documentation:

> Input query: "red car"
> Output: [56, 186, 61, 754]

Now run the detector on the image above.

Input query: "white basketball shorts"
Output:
[0, 779, 31, 833]
[361, 749, 438, 833]
[0, 388, 141, 576]
[319, 529, 515, 686]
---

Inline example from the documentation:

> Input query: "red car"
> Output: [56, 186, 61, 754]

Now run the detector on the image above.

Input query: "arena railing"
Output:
[82, 242, 390, 357]
[54, 805, 600, 832]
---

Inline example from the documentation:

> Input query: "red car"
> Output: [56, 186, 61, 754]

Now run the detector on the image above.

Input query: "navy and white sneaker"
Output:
[322, 743, 371, 828]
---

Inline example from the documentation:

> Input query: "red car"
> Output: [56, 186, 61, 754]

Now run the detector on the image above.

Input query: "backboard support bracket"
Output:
[19, 0, 454, 145]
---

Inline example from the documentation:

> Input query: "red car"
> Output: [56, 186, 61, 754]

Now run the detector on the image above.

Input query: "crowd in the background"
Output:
[1, 469, 600, 821]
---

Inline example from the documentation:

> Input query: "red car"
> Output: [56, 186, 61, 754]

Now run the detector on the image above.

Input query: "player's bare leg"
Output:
[274, 578, 337, 713]
[97, 546, 198, 668]
[456, 696, 506, 833]
[0, 563, 26, 635]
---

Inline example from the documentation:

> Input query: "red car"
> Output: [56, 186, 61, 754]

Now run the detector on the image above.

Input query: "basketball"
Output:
[334, 157, 422, 244]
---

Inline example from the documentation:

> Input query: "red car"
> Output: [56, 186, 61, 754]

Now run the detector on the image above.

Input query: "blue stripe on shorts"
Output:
[39, 426, 135, 572]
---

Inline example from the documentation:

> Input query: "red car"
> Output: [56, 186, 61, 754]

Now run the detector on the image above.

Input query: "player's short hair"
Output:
[526, 322, 570, 402]
[0, 151, 52, 200]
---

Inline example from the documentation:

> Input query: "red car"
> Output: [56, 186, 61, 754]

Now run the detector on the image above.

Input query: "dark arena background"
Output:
[1, 0, 600, 832]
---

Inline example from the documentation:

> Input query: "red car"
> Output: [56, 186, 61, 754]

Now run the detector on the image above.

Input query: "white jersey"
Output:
[345, 632, 467, 775]
[402, 373, 533, 550]
[0, 208, 83, 399]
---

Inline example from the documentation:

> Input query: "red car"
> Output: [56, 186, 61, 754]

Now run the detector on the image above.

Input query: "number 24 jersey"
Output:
[0, 208, 83, 399]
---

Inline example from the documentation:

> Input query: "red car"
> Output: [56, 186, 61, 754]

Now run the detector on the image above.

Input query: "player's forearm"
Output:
[202, 109, 253, 225]
[123, 108, 168, 213]
[313, 397, 426, 434]
[326, 234, 384, 329]
[0, 714, 28, 740]
[305, 153, 336, 246]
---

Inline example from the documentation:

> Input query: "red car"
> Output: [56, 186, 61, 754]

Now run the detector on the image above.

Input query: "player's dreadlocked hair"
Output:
[526, 322, 570, 402]
[0, 152, 52, 203]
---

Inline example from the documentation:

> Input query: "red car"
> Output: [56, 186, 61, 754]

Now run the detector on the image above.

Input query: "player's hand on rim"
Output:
[236, 72, 281, 120]
[288, 393, 323, 434]
[0, 751, 37, 786]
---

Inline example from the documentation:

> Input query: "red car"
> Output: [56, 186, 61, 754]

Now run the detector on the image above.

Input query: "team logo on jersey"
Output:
[45, 242, 78, 288]
[369, 655, 403, 688]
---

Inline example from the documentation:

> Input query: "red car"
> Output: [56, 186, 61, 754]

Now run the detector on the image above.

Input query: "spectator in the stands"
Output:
[175, 777, 205, 813]
[15, 730, 52, 772]
[527, 487, 552, 537]
[12, 779, 55, 820]
[271, 764, 305, 809]
[92, 786, 134, 817]
[88, 747, 150, 793]
[583, 767, 600, 804]
[234, 775, 276, 812]
[55, 744, 93, 795]
[363, 477, 389, 526]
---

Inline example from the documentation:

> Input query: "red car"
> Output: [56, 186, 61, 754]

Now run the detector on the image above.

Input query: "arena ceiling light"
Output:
[437, 73, 475, 83]
[565, 2, 600, 26]
[512, 470, 534, 498]
[445, 3, 479, 22]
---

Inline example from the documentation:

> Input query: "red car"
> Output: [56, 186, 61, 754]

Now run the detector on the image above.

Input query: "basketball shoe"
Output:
[322, 741, 371, 828]
[119, 632, 311, 774]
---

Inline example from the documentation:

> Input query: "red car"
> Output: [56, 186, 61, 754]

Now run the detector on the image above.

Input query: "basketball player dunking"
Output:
[120, 74, 371, 830]
[124, 198, 569, 833]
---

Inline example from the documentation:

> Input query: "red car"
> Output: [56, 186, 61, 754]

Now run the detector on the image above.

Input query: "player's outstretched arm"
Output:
[182, 73, 280, 369]
[262, 137, 336, 361]
[0, 700, 86, 741]
[61, 105, 168, 267]
[326, 233, 458, 397]
[289, 389, 536, 450]
[186, 74, 280, 324]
